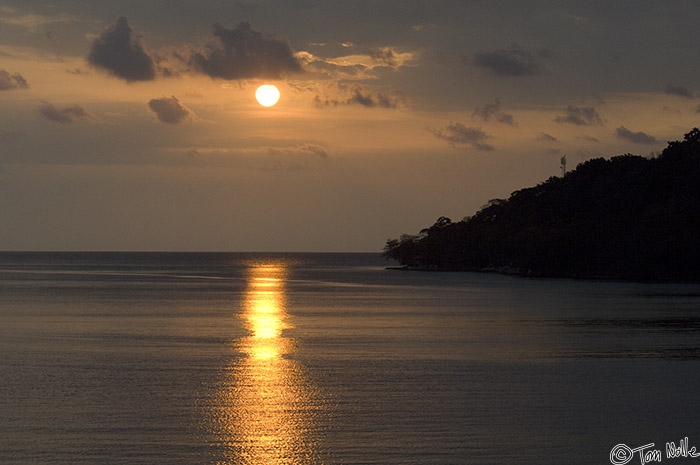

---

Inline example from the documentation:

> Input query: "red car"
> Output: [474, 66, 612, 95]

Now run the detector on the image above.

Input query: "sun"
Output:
[255, 84, 280, 107]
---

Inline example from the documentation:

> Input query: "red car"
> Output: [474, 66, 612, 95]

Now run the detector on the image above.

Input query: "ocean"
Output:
[1, 252, 700, 465]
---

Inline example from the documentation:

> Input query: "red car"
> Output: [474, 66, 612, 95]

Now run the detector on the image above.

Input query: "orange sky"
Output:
[1, 2, 699, 251]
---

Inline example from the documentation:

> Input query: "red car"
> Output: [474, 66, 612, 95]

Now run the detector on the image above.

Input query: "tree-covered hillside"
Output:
[383, 128, 700, 281]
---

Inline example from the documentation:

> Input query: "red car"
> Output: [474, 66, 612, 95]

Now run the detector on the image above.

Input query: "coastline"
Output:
[384, 263, 700, 284]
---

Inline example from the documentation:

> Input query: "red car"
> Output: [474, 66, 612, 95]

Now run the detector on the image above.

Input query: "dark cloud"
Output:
[471, 46, 540, 77]
[0, 69, 29, 90]
[38, 101, 92, 124]
[615, 126, 658, 145]
[147, 96, 193, 124]
[361, 47, 397, 66]
[346, 84, 398, 108]
[577, 135, 600, 143]
[190, 21, 302, 80]
[536, 132, 558, 143]
[429, 123, 494, 151]
[665, 84, 693, 99]
[472, 98, 516, 126]
[87, 17, 156, 82]
[314, 84, 402, 109]
[554, 105, 603, 126]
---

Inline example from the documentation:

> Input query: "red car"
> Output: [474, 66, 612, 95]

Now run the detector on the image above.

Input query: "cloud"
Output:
[429, 123, 494, 151]
[190, 21, 302, 80]
[314, 84, 403, 109]
[259, 143, 329, 171]
[471, 46, 540, 77]
[87, 17, 156, 82]
[147, 96, 194, 124]
[0, 69, 28, 90]
[614, 126, 658, 145]
[665, 84, 693, 99]
[296, 143, 328, 158]
[554, 105, 603, 126]
[267, 143, 329, 159]
[356, 46, 413, 69]
[361, 46, 398, 66]
[577, 135, 600, 143]
[472, 98, 516, 126]
[38, 101, 93, 124]
[298, 52, 368, 79]
[180, 143, 329, 171]
[345, 84, 400, 108]
[298, 46, 415, 81]
[536, 132, 558, 143]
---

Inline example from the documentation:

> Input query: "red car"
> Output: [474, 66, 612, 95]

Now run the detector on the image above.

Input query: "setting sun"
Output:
[4, 4, 700, 465]
[255, 84, 280, 107]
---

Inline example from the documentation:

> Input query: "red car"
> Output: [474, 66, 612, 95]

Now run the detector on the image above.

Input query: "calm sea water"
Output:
[1, 252, 700, 465]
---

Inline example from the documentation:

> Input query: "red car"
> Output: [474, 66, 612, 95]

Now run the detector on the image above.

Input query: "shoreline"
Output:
[385, 264, 700, 284]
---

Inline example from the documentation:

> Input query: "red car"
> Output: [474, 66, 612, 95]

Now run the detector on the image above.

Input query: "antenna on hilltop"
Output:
[560, 155, 567, 176]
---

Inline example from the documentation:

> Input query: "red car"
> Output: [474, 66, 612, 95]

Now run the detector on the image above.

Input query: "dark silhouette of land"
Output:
[383, 128, 700, 281]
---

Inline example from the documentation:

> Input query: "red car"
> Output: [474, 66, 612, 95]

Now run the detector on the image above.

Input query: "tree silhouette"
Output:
[384, 128, 700, 281]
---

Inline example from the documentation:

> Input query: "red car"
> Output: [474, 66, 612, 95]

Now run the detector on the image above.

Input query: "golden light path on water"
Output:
[208, 261, 323, 464]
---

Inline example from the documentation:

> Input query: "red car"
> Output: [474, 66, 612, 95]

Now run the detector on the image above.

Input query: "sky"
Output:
[1, 0, 700, 252]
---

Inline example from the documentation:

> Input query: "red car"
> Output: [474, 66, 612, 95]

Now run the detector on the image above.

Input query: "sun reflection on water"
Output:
[208, 262, 324, 464]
